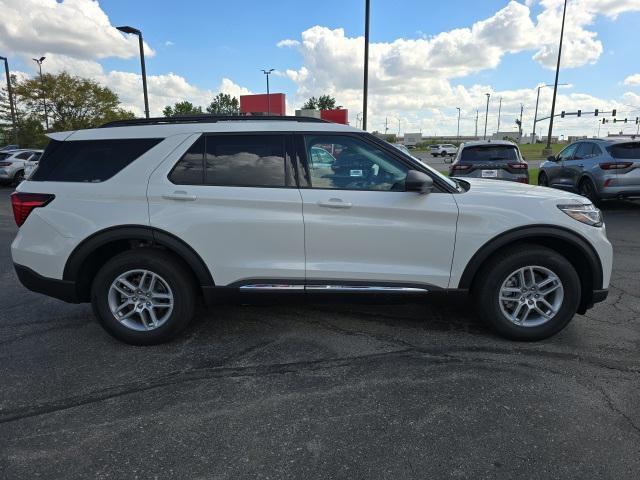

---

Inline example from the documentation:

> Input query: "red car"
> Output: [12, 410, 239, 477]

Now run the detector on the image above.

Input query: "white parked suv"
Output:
[11, 116, 612, 345]
[0, 149, 42, 185]
[430, 144, 458, 157]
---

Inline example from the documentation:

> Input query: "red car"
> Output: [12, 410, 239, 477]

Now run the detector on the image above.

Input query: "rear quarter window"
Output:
[31, 138, 162, 182]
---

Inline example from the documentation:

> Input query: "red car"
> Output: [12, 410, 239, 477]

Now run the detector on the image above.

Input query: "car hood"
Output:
[459, 177, 589, 204]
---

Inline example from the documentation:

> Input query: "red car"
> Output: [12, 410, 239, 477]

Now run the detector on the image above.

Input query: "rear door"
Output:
[148, 133, 305, 286]
[297, 133, 458, 289]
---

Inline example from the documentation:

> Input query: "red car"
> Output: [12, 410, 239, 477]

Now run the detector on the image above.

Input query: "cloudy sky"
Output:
[1, 0, 640, 137]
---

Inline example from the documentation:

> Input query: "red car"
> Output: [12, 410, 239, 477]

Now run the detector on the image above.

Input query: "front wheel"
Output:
[579, 177, 599, 204]
[538, 172, 549, 187]
[91, 249, 196, 345]
[473, 245, 580, 341]
[12, 170, 24, 186]
[440, 151, 447, 157]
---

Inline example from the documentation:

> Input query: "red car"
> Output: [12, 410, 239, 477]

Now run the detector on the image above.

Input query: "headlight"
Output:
[557, 203, 603, 227]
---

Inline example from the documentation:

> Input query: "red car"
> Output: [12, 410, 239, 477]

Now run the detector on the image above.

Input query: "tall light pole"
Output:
[545, 0, 568, 153]
[0, 56, 17, 141]
[261, 69, 274, 115]
[532, 82, 568, 144]
[362, 0, 370, 131]
[117, 26, 150, 118]
[483, 93, 490, 140]
[456, 107, 461, 142]
[475, 109, 479, 138]
[32, 57, 48, 130]
[497, 97, 502, 133]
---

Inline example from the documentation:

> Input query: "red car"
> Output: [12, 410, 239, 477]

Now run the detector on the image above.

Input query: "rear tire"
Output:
[91, 248, 196, 345]
[578, 177, 599, 205]
[473, 245, 580, 341]
[12, 170, 24, 186]
[441, 151, 447, 157]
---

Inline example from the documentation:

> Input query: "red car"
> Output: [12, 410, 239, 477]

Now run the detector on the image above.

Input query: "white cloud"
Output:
[0, 0, 155, 63]
[277, 39, 300, 48]
[165, 41, 175, 47]
[624, 74, 640, 86]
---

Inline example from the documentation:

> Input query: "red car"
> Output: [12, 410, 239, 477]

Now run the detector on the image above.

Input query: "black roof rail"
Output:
[100, 115, 329, 128]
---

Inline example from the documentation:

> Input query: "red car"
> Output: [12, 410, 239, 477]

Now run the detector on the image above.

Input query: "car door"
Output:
[297, 133, 459, 289]
[565, 142, 594, 188]
[549, 143, 578, 189]
[148, 133, 305, 287]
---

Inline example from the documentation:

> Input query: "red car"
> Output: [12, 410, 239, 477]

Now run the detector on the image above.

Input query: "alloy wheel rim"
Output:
[498, 265, 564, 327]
[108, 269, 174, 331]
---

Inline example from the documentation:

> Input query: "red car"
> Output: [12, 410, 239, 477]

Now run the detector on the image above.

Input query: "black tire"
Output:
[91, 248, 196, 345]
[578, 177, 599, 205]
[12, 170, 24, 186]
[538, 172, 548, 187]
[441, 151, 447, 157]
[473, 244, 580, 341]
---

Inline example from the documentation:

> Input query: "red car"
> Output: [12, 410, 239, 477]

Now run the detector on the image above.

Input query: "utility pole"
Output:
[532, 83, 568, 144]
[261, 69, 274, 115]
[497, 97, 502, 133]
[384, 116, 388, 135]
[32, 57, 48, 129]
[362, 0, 370, 131]
[456, 107, 461, 142]
[545, 0, 568, 154]
[117, 26, 150, 118]
[397, 118, 401, 137]
[0, 56, 17, 142]
[519, 103, 524, 141]
[475, 110, 479, 138]
[483, 93, 490, 140]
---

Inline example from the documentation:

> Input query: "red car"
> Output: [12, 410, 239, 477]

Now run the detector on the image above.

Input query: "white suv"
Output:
[0, 149, 42, 185]
[430, 144, 458, 157]
[11, 116, 612, 345]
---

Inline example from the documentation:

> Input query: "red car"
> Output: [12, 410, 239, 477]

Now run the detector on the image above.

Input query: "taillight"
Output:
[599, 162, 633, 170]
[508, 162, 528, 170]
[10, 192, 55, 227]
[0, 161, 12, 167]
[451, 164, 471, 173]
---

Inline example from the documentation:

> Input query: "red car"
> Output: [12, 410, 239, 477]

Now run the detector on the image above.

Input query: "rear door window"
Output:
[608, 143, 640, 159]
[32, 138, 162, 182]
[460, 145, 519, 163]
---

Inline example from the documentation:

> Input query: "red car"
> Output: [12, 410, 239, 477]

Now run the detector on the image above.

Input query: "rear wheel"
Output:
[473, 245, 580, 341]
[440, 151, 447, 157]
[578, 177, 599, 204]
[538, 172, 548, 187]
[91, 249, 196, 345]
[12, 170, 24, 186]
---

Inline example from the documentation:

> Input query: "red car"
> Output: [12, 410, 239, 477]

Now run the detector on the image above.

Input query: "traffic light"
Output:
[561, 111, 565, 118]
[612, 109, 617, 117]
[577, 109, 582, 117]
[594, 109, 599, 116]
[636, 117, 639, 125]
[602, 118, 608, 124]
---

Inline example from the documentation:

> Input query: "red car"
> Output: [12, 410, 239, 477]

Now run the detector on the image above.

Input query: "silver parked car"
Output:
[0, 149, 43, 185]
[449, 140, 529, 183]
[538, 138, 640, 202]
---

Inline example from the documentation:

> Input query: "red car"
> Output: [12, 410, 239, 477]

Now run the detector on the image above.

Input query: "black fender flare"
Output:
[63, 225, 214, 286]
[458, 225, 604, 290]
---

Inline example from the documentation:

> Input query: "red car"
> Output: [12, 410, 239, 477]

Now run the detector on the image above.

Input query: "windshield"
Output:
[460, 145, 519, 163]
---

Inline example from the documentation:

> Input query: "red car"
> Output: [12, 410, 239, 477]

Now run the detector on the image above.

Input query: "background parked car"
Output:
[0, 149, 43, 185]
[538, 138, 640, 203]
[449, 140, 528, 183]
[392, 143, 411, 155]
[430, 144, 458, 157]
[0, 144, 20, 151]
[23, 152, 43, 179]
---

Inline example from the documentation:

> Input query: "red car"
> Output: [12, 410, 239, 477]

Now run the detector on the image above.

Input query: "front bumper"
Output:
[14, 264, 80, 303]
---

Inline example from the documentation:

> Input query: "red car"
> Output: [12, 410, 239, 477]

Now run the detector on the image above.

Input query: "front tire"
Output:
[91, 249, 196, 345]
[473, 245, 580, 341]
[12, 170, 24, 186]
[579, 177, 599, 204]
[538, 172, 548, 187]
[441, 151, 447, 157]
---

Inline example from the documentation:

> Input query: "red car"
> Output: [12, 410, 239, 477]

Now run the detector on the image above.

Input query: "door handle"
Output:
[317, 198, 352, 209]
[162, 191, 197, 201]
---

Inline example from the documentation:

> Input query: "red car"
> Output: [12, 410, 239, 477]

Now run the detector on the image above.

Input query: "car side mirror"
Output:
[547, 155, 557, 162]
[405, 170, 434, 194]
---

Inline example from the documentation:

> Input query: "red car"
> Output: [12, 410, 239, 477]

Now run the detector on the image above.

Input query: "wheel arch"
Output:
[63, 225, 214, 302]
[459, 225, 604, 313]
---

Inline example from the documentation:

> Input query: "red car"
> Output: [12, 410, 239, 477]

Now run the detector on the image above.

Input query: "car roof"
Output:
[591, 136, 640, 144]
[49, 117, 359, 142]
[461, 139, 517, 148]
[1, 149, 40, 154]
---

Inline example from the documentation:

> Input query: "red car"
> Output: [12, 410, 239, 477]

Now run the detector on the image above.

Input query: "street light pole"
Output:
[475, 109, 479, 138]
[117, 26, 150, 118]
[483, 93, 490, 140]
[32, 57, 48, 130]
[362, 0, 370, 131]
[261, 69, 274, 115]
[545, 0, 568, 153]
[497, 97, 502, 133]
[0, 56, 17, 141]
[532, 82, 568, 144]
[456, 107, 461, 142]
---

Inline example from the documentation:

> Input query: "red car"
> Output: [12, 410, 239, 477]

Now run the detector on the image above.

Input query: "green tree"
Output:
[302, 94, 337, 111]
[162, 101, 203, 117]
[12, 71, 134, 132]
[206, 93, 239, 115]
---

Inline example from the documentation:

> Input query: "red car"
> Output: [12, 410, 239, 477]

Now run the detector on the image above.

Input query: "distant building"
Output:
[240, 93, 286, 116]
[567, 135, 588, 143]
[491, 131, 522, 143]
[403, 133, 422, 146]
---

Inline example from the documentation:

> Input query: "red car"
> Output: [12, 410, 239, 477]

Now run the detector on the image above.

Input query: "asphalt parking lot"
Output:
[0, 186, 638, 479]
